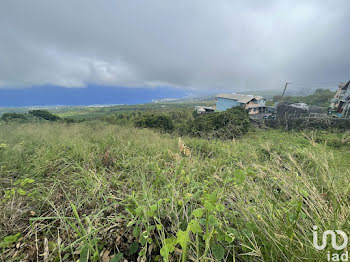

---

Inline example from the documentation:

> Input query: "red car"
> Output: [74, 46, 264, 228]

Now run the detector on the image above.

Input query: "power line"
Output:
[288, 81, 341, 86]
[286, 85, 338, 88]
[280, 81, 341, 102]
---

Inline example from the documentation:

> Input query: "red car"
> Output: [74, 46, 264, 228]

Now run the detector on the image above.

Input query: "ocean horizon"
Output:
[0, 85, 189, 107]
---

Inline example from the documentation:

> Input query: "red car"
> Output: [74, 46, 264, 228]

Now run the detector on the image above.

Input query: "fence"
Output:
[258, 117, 350, 130]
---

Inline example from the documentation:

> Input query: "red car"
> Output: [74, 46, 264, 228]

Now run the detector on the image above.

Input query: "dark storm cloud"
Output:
[0, 0, 349, 90]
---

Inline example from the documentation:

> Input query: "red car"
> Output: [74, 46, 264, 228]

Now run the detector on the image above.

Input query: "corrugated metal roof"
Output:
[216, 93, 264, 104]
[255, 96, 264, 100]
[343, 81, 350, 90]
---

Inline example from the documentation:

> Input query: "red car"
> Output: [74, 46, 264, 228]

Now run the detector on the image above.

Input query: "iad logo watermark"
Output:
[313, 225, 349, 261]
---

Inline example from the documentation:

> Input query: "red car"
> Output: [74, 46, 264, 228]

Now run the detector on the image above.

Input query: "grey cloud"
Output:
[0, 0, 349, 90]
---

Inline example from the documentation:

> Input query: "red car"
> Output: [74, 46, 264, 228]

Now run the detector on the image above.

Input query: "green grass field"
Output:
[0, 121, 350, 261]
[0, 100, 216, 121]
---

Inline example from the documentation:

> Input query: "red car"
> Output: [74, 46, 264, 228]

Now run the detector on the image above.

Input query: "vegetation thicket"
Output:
[187, 107, 250, 139]
[28, 110, 61, 121]
[134, 114, 175, 131]
[133, 107, 250, 139]
[1, 110, 61, 122]
[1, 112, 27, 121]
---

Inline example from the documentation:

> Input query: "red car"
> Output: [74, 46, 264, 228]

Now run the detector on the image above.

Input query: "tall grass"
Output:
[0, 122, 349, 261]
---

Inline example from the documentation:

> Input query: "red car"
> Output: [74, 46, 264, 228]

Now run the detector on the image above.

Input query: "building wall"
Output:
[248, 108, 259, 115]
[216, 97, 242, 111]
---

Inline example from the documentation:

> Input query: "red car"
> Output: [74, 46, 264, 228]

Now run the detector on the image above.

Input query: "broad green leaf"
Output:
[208, 215, 217, 226]
[177, 229, 189, 262]
[204, 200, 215, 212]
[147, 225, 156, 233]
[14, 178, 35, 187]
[160, 246, 169, 260]
[164, 237, 177, 252]
[79, 244, 89, 262]
[211, 243, 225, 260]
[199, 218, 206, 225]
[225, 233, 235, 243]
[188, 219, 202, 234]
[17, 188, 26, 196]
[160, 236, 177, 260]
[207, 192, 217, 202]
[133, 226, 141, 238]
[150, 204, 157, 212]
[216, 204, 225, 212]
[135, 207, 142, 215]
[216, 230, 226, 241]
[140, 235, 147, 246]
[110, 253, 123, 262]
[128, 242, 139, 255]
[192, 208, 204, 218]
[146, 210, 154, 217]
[0, 233, 21, 248]
[226, 227, 239, 235]
[176, 229, 189, 248]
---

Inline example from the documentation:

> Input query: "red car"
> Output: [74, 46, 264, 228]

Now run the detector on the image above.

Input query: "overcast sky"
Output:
[0, 0, 349, 91]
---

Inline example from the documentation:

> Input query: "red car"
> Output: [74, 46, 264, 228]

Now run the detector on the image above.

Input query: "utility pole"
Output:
[281, 82, 289, 102]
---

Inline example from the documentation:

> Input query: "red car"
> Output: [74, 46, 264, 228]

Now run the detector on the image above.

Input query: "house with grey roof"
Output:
[330, 80, 350, 118]
[216, 93, 266, 115]
[195, 106, 215, 114]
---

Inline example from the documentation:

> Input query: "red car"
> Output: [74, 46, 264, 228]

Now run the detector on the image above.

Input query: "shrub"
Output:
[187, 107, 250, 139]
[134, 114, 174, 131]
[28, 110, 60, 121]
[1, 113, 27, 121]
[62, 118, 78, 123]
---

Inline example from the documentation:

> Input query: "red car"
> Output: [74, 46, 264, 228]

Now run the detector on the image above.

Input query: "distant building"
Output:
[290, 102, 309, 111]
[195, 106, 215, 114]
[152, 98, 178, 103]
[330, 81, 350, 118]
[216, 93, 266, 115]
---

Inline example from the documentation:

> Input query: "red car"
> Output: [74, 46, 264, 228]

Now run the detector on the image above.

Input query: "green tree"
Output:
[28, 110, 60, 121]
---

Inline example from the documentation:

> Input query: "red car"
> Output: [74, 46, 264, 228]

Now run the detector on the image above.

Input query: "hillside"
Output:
[0, 100, 215, 121]
[1, 122, 350, 261]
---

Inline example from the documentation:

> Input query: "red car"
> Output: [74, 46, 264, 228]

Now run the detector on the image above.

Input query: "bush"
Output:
[28, 110, 60, 121]
[1, 113, 27, 121]
[134, 114, 174, 131]
[62, 118, 79, 123]
[264, 117, 350, 130]
[187, 107, 250, 139]
[133, 108, 251, 139]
